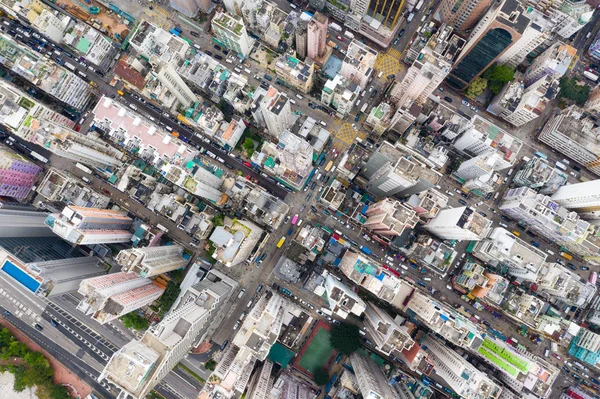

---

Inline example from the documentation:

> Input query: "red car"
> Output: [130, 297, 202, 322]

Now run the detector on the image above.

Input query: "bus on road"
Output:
[560, 251, 573, 261]
[534, 151, 548, 160]
[75, 162, 93, 174]
[29, 151, 48, 164]
[325, 160, 334, 172]
[555, 161, 567, 171]
[277, 237, 286, 248]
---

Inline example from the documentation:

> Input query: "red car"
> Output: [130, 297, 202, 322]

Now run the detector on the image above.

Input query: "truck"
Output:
[330, 22, 343, 32]
[360, 245, 372, 255]
[407, 13, 415, 22]
[169, 27, 182, 36]
[64, 62, 76, 72]
[415, 0, 424, 10]
[583, 70, 599, 82]
[560, 251, 573, 261]
[327, 40, 339, 50]
[75, 162, 93, 174]
[344, 31, 355, 39]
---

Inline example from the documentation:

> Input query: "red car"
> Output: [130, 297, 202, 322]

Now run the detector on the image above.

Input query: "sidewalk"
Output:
[0, 320, 92, 399]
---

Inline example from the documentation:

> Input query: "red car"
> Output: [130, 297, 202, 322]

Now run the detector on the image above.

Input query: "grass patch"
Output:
[178, 363, 206, 384]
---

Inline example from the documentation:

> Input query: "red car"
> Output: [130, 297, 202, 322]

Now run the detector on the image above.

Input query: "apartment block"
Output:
[403, 234, 458, 275]
[364, 303, 414, 356]
[0, 207, 53, 238]
[453, 115, 523, 171]
[338, 40, 377, 90]
[513, 157, 567, 195]
[499, 187, 600, 264]
[361, 142, 442, 198]
[421, 334, 502, 399]
[99, 269, 237, 399]
[209, 217, 264, 267]
[424, 206, 492, 241]
[350, 353, 397, 399]
[212, 11, 255, 58]
[295, 21, 308, 59]
[270, 371, 315, 399]
[524, 42, 576, 86]
[321, 74, 361, 116]
[585, 85, 600, 113]
[323, 275, 366, 318]
[77, 272, 164, 324]
[0, 236, 104, 296]
[116, 245, 187, 278]
[488, 74, 559, 127]
[0, 145, 42, 199]
[405, 189, 449, 220]
[246, 361, 274, 399]
[46, 206, 133, 245]
[551, 179, 600, 216]
[129, 20, 189, 66]
[538, 106, 600, 176]
[252, 86, 294, 137]
[528, 0, 593, 39]
[155, 63, 198, 108]
[275, 54, 314, 94]
[307, 12, 328, 61]
[364, 199, 419, 237]
[436, 0, 493, 32]
[567, 329, 600, 366]
[392, 25, 461, 108]
[537, 262, 596, 306]
[454, 260, 509, 306]
[454, 153, 503, 182]
[472, 227, 548, 281]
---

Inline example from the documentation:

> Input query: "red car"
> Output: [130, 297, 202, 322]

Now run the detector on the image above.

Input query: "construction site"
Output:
[55, 0, 133, 42]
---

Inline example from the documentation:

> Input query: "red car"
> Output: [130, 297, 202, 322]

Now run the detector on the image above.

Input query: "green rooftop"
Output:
[479, 339, 531, 376]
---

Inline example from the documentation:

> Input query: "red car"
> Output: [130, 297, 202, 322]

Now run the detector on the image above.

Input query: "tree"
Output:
[558, 77, 591, 106]
[204, 359, 217, 371]
[48, 384, 72, 399]
[329, 322, 361, 355]
[313, 368, 330, 386]
[242, 138, 255, 158]
[212, 214, 225, 227]
[121, 312, 149, 331]
[465, 77, 487, 98]
[483, 64, 515, 95]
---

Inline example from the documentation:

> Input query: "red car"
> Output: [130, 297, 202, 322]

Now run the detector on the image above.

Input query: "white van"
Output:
[129, 103, 138, 111]
[82, 176, 91, 184]
[244, 68, 252, 74]
[289, 99, 296, 105]
[400, 265, 409, 271]
[297, 219, 303, 227]
[547, 249, 555, 256]
[319, 121, 327, 127]
[423, 277, 432, 281]
[330, 166, 336, 173]
[296, 94, 303, 100]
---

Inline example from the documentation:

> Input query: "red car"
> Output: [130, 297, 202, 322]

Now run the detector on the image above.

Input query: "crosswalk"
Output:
[387, 48, 402, 60]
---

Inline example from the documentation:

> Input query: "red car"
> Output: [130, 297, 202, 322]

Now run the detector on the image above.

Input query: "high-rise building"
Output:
[115, 245, 188, 278]
[323, 275, 366, 318]
[487, 74, 559, 127]
[391, 25, 461, 108]
[364, 198, 419, 236]
[446, 0, 532, 90]
[551, 180, 600, 218]
[275, 54, 314, 94]
[350, 353, 397, 399]
[307, 12, 328, 61]
[246, 361, 274, 399]
[361, 142, 442, 198]
[585, 86, 600, 113]
[421, 334, 502, 399]
[567, 328, 600, 366]
[499, 187, 600, 264]
[538, 106, 600, 176]
[405, 189, 449, 220]
[321, 74, 362, 116]
[155, 63, 198, 108]
[77, 272, 164, 324]
[0, 235, 104, 296]
[295, 21, 308, 59]
[0, 207, 54, 238]
[402, 234, 458, 275]
[523, 42, 576, 87]
[436, 0, 494, 32]
[363, 303, 414, 356]
[212, 11, 255, 58]
[472, 227, 547, 281]
[169, 0, 212, 16]
[209, 217, 264, 267]
[46, 206, 133, 245]
[270, 371, 315, 399]
[252, 86, 294, 137]
[99, 269, 237, 399]
[512, 156, 567, 195]
[424, 206, 492, 241]
[339, 40, 377, 90]
[453, 115, 523, 171]
[454, 153, 502, 182]
[0, 145, 42, 200]
[528, 0, 593, 39]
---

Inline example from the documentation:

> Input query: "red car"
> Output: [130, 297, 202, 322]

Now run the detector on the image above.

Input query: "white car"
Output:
[351, 124, 358, 131]
[233, 321, 240, 330]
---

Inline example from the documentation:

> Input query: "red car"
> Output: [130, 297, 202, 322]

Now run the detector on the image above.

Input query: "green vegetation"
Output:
[558, 76, 591, 106]
[313, 368, 330, 386]
[329, 322, 361, 355]
[212, 214, 225, 227]
[0, 327, 70, 398]
[465, 77, 488, 99]
[158, 281, 181, 316]
[17, 97, 35, 110]
[242, 138, 255, 158]
[217, 99, 233, 122]
[483, 64, 515, 95]
[205, 242, 217, 264]
[480, 339, 530, 372]
[236, 127, 264, 156]
[120, 312, 149, 331]
[204, 359, 217, 371]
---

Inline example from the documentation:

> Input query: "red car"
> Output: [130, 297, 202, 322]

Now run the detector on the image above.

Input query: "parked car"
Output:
[444, 96, 453, 103]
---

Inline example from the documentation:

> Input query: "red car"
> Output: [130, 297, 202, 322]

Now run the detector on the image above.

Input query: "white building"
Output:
[209, 217, 264, 267]
[0, 207, 53, 238]
[323, 275, 366, 318]
[77, 272, 164, 324]
[321, 74, 361, 116]
[421, 334, 502, 399]
[252, 86, 294, 138]
[523, 42, 577, 86]
[46, 206, 133, 245]
[537, 262, 596, 306]
[338, 40, 377, 89]
[212, 11, 255, 58]
[424, 206, 492, 241]
[364, 303, 414, 356]
[551, 179, 600, 218]
[115, 245, 188, 278]
[99, 269, 237, 399]
[155, 63, 198, 108]
[350, 353, 397, 399]
[454, 153, 502, 181]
